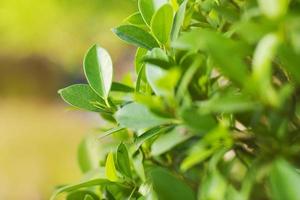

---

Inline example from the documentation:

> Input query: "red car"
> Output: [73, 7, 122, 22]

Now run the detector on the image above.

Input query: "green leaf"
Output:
[172, 29, 250, 85]
[84, 194, 96, 200]
[111, 82, 134, 93]
[116, 143, 132, 178]
[180, 108, 217, 133]
[112, 25, 159, 50]
[115, 103, 171, 130]
[278, 45, 300, 84]
[135, 125, 174, 149]
[269, 159, 300, 200]
[66, 190, 99, 200]
[138, 0, 168, 25]
[171, 0, 187, 41]
[151, 3, 174, 44]
[132, 150, 146, 181]
[58, 84, 105, 112]
[105, 152, 118, 182]
[181, 127, 232, 171]
[146, 64, 167, 96]
[151, 126, 192, 156]
[200, 170, 227, 200]
[196, 93, 257, 114]
[83, 45, 113, 101]
[138, 0, 155, 25]
[135, 47, 148, 74]
[78, 136, 99, 173]
[149, 168, 195, 200]
[50, 179, 113, 200]
[124, 12, 146, 27]
[98, 127, 126, 140]
[258, 0, 289, 19]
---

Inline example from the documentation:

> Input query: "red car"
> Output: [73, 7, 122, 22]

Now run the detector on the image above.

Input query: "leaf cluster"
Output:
[54, 0, 300, 199]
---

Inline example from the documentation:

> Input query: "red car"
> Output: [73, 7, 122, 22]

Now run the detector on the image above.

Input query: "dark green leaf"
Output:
[116, 143, 132, 178]
[111, 82, 134, 93]
[149, 168, 195, 200]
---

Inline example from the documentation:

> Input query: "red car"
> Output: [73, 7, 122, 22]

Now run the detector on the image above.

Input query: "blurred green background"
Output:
[0, 0, 135, 199]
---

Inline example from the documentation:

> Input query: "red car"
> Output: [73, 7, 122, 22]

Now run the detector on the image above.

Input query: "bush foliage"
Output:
[53, 0, 300, 199]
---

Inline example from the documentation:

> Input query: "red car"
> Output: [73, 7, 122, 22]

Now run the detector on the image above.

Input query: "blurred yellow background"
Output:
[0, 0, 135, 199]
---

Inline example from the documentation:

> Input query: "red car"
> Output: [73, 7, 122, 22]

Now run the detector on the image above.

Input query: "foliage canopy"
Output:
[54, 0, 300, 199]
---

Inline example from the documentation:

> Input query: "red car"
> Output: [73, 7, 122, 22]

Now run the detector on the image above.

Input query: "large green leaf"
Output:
[149, 168, 195, 200]
[151, 3, 174, 44]
[112, 25, 159, 50]
[58, 84, 105, 112]
[83, 45, 113, 101]
[116, 143, 132, 178]
[269, 159, 300, 200]
[115, 103, 171, 130]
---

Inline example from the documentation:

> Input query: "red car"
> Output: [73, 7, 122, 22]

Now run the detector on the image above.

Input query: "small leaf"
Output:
[50, 179, 113, 200]
[84, 194, 95, 200]
[180, 108, 217, 133]
[151, 3, 174, 44]
[111, 82, 134, 93]
[200, 170, 227, 200]
[269, 159, 300, 200]
[112, 25, 159, 50]
[105, 152, 118, 182]
[66, 191, 99, 200]
[58, 84, 105, 112]
[78, 136, 99, 173]
[84, 45, 113, 101]
[124, 12, 146, 27]
[181, 127, 232, 171]
[138, 0, 155, 25]
[138, 0, 168, 25]
[115, 103, 171, 130]
[171, 0, 187, 41]
[133, 150, 146, 181]
[135, 47, 148, 74]
[116, 143, 132, 178]
[151, 126, 192, 156]
[149, 168, 195, 200]
[98, 127, 126, 140]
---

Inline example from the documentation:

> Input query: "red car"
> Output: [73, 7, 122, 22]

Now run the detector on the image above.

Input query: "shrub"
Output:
[52, 0, 300, 199]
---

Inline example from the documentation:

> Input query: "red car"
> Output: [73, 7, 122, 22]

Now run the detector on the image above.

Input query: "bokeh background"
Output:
[0, 1, 135, 199]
